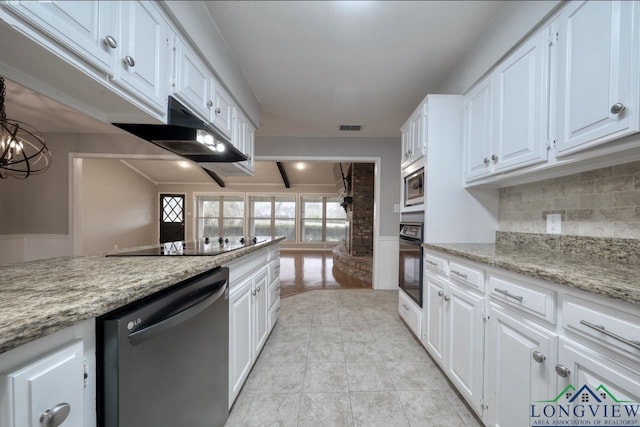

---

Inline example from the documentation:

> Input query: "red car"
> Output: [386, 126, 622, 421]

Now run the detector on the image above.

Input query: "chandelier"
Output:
[0, 77, 51, 179]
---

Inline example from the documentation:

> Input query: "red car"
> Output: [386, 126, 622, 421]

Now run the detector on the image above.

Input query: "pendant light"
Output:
[0, 77, 51, 179]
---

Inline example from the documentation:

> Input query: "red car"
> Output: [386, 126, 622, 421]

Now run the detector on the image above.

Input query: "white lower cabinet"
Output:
[227, 245, 280, 408]
[486, 304, 557, 427]
[557, 338, 640, 408]
[3, 341, 84, 427]
[398, 291, 422, 338]
[444, 282, 485, 413]
[422, 266, 485, 414]
[423, 252, 640, 427]
[228, 276, 253, 408]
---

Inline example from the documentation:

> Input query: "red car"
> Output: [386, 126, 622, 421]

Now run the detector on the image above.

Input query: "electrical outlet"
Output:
[546, 213, 562, 234]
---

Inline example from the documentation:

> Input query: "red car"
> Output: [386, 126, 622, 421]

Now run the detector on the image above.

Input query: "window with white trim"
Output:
[195, 195, 244, 239]
[300, 195, 347, 242]
[249, 195, 296, 241]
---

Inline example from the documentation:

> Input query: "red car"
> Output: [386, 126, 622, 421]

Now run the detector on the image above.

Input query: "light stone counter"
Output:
[423, 241, 640, 307]
[0, 237, 284, 355]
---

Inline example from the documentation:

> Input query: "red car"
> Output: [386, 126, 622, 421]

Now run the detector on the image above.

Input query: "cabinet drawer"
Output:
[268, 278, 280, 309]
[489, 274, 556, 323]
[268, 260, 280, 284]
[398, 291, 422, 339]
[449, 260, 484, 291]
[424, 252, 447, 275]
[563, 295, 640, 359]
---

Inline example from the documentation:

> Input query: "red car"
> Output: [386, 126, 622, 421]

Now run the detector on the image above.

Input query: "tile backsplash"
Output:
[498, 160, 640, 239]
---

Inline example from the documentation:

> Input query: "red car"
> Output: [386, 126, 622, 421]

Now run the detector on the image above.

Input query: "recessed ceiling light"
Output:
[295, 162, 306, 170]
[178, 160, 191, 168]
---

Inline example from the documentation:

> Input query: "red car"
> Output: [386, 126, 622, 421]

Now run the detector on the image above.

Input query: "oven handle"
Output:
[128, 282, 227, 346]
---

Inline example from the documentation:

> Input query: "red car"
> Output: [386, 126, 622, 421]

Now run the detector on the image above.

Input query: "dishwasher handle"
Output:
[128, 282, 227, 346]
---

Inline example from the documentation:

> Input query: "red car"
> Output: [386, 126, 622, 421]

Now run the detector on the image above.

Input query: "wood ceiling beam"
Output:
[201, 168, 225, 187]
[276, 162, 290, 188]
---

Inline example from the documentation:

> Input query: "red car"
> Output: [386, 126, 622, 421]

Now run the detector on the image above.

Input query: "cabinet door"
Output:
[554, 338, 640, 424]
[114, 1, 169, 113]
[212, 82, 234, 138]
[464, 75, 493, 181]
[229, 278, 253, 408]
[173, 37, 213, 121]
[400, 121, 411, 165]
[423, 275, 446, 365]
[244, 122, 255, 173]
[6, 341, 84, 427]
[492, 27, 550, 173]
[487, 306, 557, 427]
[5, 0, 118, 75]
[555, 1, 640, 156]
[445, 283, 484, 413]
[253, 267, 270, 356]
[411, 109, 424, 159]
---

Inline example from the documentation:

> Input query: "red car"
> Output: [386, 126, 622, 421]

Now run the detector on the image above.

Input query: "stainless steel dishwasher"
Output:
[97, 267, 229, 427]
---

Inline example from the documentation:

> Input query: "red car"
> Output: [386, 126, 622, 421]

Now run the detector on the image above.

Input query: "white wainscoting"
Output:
[373, 235, 399, 290]
[0, 235, 72, 265]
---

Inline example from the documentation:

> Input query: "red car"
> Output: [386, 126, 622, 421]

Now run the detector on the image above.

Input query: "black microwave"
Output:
[403, 167, 424, 207]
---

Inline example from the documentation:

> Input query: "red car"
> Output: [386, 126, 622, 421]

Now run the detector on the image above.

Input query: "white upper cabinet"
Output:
[401, 105, 426, 168]
[555, 1, 640, 156]
[113, 1, 170, 113]
[492, 27, 550, 172]
[4, 1, 118, 75]
[173, 36, 214, 121]
[212, 82, 234, 138]
[464, 75, 493, 181]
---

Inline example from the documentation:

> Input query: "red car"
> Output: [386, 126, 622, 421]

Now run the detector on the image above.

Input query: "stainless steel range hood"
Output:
[113, 97, 247, 163]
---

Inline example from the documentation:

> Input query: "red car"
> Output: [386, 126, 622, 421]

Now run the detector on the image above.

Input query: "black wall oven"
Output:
[399, 222, 423, 307]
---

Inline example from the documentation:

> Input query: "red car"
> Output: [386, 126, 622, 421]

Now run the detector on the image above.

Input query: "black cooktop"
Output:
[106, 237, 266, 257]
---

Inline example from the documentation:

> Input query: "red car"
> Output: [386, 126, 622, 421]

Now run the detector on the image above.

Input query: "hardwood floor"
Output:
[280, 251, 371, 298]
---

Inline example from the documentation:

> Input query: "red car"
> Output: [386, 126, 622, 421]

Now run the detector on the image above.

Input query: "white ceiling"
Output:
[206, 0, 505, 138]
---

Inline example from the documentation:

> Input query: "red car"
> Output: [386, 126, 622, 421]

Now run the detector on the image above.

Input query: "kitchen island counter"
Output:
[0, 237, 285, 355]
[424, 233, 640, 307]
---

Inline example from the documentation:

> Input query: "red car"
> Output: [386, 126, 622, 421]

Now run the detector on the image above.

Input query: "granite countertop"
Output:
[423, 241, 640, 306]
[0, 237, 284, 355]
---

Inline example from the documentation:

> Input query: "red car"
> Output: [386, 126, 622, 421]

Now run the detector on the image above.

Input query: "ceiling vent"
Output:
[339, 124, 362, 131]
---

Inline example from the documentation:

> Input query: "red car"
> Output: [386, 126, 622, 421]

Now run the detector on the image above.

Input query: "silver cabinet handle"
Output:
[402, 303, 409, 311]
[443, 295, 451, 302]
[257, 285, 261, 293]
[611, 103, 626, 114]
[555, 364, 571, 378]
[437, 291, 444, 297]
[252, 289, 257, 296]
[207, 100, 213, 108]
[104, 35, 117, 49]
[483, 157, 490, 165]
[39, 402, 70, 427]
[532, 351, 546, 363]
[425, 260, 438, 267]
[124, 55, 135, 67]
[491, 154, 498, 162]
[215, 107, 221, 115]
[450, 270, 468, 280]
[579, 320, 640, 350]
[494, 288, 524, 302]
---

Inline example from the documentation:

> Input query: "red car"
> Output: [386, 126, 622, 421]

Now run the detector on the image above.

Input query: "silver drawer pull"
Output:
[437, 290, 444, 297]
[443, 295, 451, 302]
[425, 260, 438, 267]
[495, 288, 524, 302]
[579, 320, 640, 350]
[532, 351, 546, 363]
[451, 270, 468, 279]
[402, 303, 409, 311]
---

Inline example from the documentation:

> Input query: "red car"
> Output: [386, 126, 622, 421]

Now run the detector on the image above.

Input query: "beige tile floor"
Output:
[225, 289, 483, 427]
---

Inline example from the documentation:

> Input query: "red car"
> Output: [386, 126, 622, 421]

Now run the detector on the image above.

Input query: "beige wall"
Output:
[81, 159, 158, 255]
[499, 160, 640, 239]
[0, 131, 168, 236]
